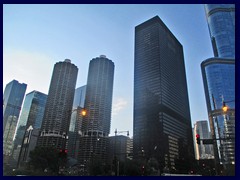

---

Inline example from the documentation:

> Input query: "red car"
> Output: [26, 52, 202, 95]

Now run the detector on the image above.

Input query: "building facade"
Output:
[133, 16, 194, 173]
[108, 135, 132, 163]
[68, 85, 86, 159]
[193, 120, 214, 160]
[201, 58, 235, 167]
[3, 80, 27, 161]
[37, 59, 78, 150]
[202, 4, 235, 173]
[78, 55, 114, 166]
[204, 4, 235, 58]
[15, 91, 47, 166]
[72, 85, 86, 109]
[18, 126, 40, 165]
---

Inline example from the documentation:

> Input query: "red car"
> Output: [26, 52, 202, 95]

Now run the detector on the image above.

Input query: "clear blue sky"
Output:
[3, 4, 213, 137]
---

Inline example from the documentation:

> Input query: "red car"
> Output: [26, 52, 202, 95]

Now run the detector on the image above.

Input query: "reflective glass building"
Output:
[134, 16, 194, 173]
[15, 90, 47, 166]
[202, 4, 235, 172]
[72, 85, 86, 109]
[68, 85, 86, 159]
[201, 58, 235, 167]
[3, 80, 27, 159]
[204, 4, 235, 58]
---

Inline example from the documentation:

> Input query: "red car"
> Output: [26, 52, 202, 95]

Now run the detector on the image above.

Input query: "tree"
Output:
[28, 146, 61, 174]
[123, 159, 142, 176]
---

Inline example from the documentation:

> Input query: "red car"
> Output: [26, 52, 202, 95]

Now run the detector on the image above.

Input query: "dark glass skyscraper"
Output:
[133, 16, 194, 173]
[37, 59, 78, 150]
[78, 55, 114, 166]
[202, 4, 235, 173]
[3, 80, 27, 159]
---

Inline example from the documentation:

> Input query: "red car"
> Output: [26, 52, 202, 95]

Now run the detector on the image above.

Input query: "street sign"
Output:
[202, 139, 214, 144]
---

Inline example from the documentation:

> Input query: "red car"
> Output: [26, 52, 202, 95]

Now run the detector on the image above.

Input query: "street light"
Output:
[222, 100, 234, 112]
[221, 99, 235, 175]
[222, 102, 228, 112]
[61, 107, 87, 171]
[81, 109, 87, 116]
[114, 129, 129, 176]
[65, 108, 87, 146]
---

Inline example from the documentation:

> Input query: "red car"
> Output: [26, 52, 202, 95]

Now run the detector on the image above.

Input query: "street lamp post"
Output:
[210, 95, 235, 176]
[66, 108, 87, 148]
[210, 94, 221, 175]
[222, 100, 235, 113]
[114, 129, 129, 176]
[60, 108, 87, 174]
[221, 100, 235, 175]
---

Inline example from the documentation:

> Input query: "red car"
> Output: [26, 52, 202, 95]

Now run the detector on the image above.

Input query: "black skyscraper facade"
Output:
[37, 59, 78, 150]
[134, 16, 194, 173]
[78, 55, 114, 167]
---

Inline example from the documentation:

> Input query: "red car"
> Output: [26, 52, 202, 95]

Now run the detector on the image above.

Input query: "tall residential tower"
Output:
[204, 4, 235, 58]
[201, 4, 235, 173]
[78, 55, 114, 166]
[37, 59, 78, 150]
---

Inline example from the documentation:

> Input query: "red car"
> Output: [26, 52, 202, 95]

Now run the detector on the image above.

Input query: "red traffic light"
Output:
[196, 134, 200, 144]
[59, 149, 68, 154]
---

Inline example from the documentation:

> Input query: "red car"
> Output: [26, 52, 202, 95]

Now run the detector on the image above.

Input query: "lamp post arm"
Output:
[223, 100, 235, 103]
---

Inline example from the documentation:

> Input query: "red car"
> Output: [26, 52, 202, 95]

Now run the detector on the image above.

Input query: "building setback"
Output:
[133, 16, 194, 173]
[37, 59, 78, 150]
[3, 80, 27, 162]
[78, 55, 114, 166]
[201, 58, 235, 168]
[202, 4, 235, 173]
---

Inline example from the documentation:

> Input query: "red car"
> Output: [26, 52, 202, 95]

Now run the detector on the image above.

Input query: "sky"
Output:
[3, 4, 214, 137]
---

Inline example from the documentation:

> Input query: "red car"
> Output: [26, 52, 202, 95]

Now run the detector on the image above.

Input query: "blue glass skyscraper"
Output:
[13, 90, 47, 166]
[204, 4, 235, 58]
[72, 85, 86, 109]
[3, 80, 27, 161]
[201, 4, 235, 175]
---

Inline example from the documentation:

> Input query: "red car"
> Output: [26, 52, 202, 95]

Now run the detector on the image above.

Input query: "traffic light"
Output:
[59, 149, 68, 158]
[196, 134, 200, 144]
